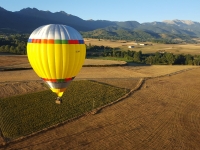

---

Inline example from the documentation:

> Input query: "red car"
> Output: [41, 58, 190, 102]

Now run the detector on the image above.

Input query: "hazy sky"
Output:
[1, 0, 200, 23]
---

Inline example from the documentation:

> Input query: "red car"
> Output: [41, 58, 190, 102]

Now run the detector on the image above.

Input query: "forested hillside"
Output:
[0, 7, 200, 42]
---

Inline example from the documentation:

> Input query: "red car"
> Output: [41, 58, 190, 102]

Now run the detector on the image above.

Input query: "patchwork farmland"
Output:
[0, 55, 200, 149]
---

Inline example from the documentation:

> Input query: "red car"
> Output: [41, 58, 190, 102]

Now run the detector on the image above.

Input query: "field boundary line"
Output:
[146, 66, 200, 80]
[90, 78, 144, 114]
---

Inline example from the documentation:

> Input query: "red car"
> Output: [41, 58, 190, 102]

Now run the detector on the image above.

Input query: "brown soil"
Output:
[0, 81, 47, 99]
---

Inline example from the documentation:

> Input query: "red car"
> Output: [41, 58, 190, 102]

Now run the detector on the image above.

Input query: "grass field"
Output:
[0, 80, 130, 139]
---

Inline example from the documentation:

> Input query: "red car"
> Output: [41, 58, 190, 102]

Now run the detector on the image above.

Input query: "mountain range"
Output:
[1, 7, 200, 41]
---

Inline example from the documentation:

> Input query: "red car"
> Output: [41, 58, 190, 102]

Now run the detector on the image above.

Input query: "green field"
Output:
[0, 80, 129, 139]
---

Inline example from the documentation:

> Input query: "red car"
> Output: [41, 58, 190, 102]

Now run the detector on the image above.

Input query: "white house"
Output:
[139, 43, 148, 46]
[128, 46, 134, 48]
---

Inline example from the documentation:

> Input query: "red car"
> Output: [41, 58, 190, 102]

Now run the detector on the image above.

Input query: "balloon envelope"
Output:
[27, 24, 86, 97]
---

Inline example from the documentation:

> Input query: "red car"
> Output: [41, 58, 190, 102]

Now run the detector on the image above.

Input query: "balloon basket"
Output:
[55, 97, 62, 104]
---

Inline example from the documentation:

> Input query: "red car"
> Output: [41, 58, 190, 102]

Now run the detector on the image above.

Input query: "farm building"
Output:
[128, 45, 134, 48]
[139, 43, 148, 46]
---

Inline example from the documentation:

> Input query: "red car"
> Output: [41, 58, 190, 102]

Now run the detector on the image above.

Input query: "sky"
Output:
[1, 0, 200, 23]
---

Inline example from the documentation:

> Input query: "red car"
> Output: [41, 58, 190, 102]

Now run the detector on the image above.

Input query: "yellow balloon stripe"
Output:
[47, 44, 56, 79]
[41, 44, 51, 79]
[61, 44, 69, 79]
[72, 44, 86, 75]
[27, 43, 85, 79]
[67, 44, 76, 77]
[27, 43, 43, 77]
[55, 44, 62, 78]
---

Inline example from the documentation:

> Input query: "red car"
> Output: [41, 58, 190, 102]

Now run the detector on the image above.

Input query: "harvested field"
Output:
[0, 65, 198, 98]
[77, 65, 197, 79]
[0, 81, 47, 99]
[2, 67, 200, 150]
[0, 55, 29, 67]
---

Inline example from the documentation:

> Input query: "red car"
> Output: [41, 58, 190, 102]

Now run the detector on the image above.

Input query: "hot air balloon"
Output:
[27, 24, 86, 104]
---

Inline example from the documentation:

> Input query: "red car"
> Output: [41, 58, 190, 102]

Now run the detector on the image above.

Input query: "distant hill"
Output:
[81, 26, 154, 41]
[0, 7, 200, 41]
[0, 7, 118, 32]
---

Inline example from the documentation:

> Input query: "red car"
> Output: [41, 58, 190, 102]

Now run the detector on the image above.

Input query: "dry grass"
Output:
[77, 65, 198, 79]
[84, 38, 126, 47]
[83, 59, 127, 66]
[130, 43, 200, 55]
[84, 38, 200, 55]
[0, 55, 30, 68]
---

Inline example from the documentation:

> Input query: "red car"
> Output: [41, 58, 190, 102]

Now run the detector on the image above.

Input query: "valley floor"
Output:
[0, 63, 200, 149]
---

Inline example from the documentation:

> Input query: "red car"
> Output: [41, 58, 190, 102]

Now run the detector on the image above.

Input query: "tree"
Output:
[133, 51, 142, 62]
[174, 54, 186, 65]
[5, 45, 10, 52]
[112, 49, 116, 57]
[10, 46, 15, 53]
[154, 52, 162, 64]
[193, 55, 200, 65]
[164, 53, 175, 65]
[0, 45, 5, 52]
[185, 54, 194, 65]
[145, 56, 155, 65]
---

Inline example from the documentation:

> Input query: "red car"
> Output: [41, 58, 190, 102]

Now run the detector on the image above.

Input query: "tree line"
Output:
[86, 45, 200, 65]
[0, 34, 28, 54]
